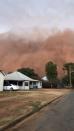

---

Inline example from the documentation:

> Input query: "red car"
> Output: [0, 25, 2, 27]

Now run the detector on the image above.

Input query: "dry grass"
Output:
[0, 89, 70, 127]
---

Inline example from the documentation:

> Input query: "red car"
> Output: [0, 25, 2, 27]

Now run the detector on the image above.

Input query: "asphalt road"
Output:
[8, 91, 74, 131]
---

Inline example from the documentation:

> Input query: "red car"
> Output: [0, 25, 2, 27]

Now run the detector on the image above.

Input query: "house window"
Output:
[25, 82, 29, 86]
[30, 81, 32, 85]
[3, 81, 9, 86]
[33, 82, 37, 88]
[9, 81, 17, 85]
[33, 82, 36, 85]
[18, 81, 23, 86]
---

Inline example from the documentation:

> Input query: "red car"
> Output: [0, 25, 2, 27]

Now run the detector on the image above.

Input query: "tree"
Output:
[45, 61, 57, 87]
[71, 72, 74, 86]
[62, 75, 68, 86]
[63, 62, 74, 87]
[63, 63, 74, 73]
[17, 68, 40, 79]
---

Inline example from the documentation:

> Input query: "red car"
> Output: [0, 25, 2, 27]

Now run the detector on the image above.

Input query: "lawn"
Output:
[0, 89, 69, 128]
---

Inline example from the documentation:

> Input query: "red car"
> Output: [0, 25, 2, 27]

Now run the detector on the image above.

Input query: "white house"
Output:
[4, 71, 42, 90]
[0, 72, 5, 91]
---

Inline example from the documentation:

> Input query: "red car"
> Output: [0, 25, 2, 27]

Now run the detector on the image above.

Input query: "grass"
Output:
[0, 91, 31, 98]
[0, 89, 69, 127]
[31, 101, 41, 112]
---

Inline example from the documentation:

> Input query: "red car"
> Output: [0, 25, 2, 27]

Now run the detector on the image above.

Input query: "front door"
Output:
[24, 81, 29, 90]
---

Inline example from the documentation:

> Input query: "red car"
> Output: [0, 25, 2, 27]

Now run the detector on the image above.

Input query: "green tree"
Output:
[45, 61, 57, 87]
[17, 68, 40, 79]
[62, 75, 68, 86]
[71, 72, 74, 86]
[63, 62, 74, 74]
[63, 62, 74, 87]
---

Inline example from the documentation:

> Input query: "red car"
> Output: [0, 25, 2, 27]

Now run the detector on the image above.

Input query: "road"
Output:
[7, 91, 74, 131]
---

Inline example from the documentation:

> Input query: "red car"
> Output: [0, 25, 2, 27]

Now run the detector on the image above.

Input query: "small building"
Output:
[4, 71, 42, 90]
[0, 72, 5, 91]
[42, 76, 58, 88]
[41, 76, 51, 88]
[42, 76, 48, 81]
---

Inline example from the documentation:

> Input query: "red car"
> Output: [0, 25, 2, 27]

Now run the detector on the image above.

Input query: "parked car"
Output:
[4, 84, 19, 91]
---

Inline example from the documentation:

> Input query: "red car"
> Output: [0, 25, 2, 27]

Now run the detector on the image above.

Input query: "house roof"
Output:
[0, 71, 7, 76]
[42, 76, 48, 81]
[4, 71, 39, 81]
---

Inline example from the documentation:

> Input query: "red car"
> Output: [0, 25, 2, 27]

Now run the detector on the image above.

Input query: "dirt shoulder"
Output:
[0, 89, 70, 128]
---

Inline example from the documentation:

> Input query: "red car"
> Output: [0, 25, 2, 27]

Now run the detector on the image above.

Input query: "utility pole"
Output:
[69, 65, 72, 88]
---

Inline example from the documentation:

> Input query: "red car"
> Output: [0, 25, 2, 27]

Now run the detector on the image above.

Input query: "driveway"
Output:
[6, 90, 74, 131]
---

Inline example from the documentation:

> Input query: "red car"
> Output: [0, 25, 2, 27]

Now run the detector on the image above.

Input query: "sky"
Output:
[0, 0, 74, 33]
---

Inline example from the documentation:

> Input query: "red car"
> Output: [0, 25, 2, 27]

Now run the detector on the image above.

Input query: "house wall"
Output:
[24, 81, 30, 90]
[37, 81, 42, 89]
[30, 81, 42, 89]
[3, 79, 42, 91]
[19, 81, 29, 90]
[0, 73, 4, 91]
